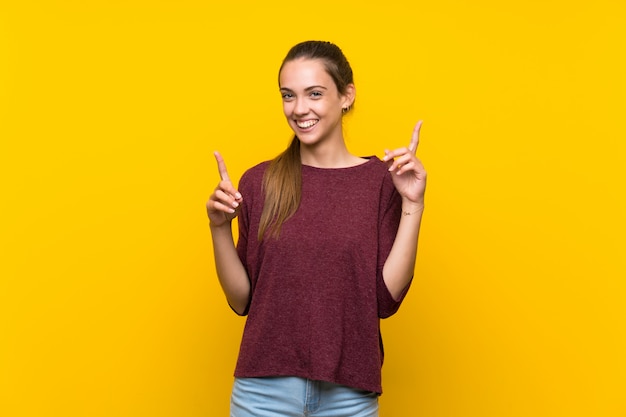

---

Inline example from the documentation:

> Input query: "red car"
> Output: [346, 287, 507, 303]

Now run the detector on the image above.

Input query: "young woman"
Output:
[207, 40, 426, 417]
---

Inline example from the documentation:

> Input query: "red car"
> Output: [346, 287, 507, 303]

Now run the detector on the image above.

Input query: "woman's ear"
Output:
[342, 83, 356, 109]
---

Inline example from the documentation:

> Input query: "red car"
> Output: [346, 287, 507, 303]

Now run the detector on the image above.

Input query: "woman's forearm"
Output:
[210, 222, 251, 314]
[382, 203, 424, 300]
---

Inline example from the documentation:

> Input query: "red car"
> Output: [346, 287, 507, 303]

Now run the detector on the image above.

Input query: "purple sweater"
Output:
[234, 156, 411, 394]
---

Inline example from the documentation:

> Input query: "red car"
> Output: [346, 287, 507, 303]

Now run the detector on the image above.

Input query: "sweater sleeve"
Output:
[233, 169, 254, 316]
[376, 174, 412, 318]
[236, 171, 251, 269]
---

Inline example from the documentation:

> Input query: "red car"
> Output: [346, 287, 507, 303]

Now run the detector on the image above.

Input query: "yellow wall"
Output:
[1, 1, 624, 416]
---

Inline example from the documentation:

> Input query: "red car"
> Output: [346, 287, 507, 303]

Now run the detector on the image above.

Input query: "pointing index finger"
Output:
[213, 151, 231, 182]
[409, 120, 423, 153]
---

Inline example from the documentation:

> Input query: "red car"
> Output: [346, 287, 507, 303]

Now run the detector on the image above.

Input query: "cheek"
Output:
[282, 102, 293, 117]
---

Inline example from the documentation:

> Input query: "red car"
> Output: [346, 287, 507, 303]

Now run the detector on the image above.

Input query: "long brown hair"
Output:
[258, 41, 355, 240]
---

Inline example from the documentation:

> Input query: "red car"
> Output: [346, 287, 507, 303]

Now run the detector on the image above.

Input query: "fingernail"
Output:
[235, 193, 242, 199]
[232, 201, 239, 208]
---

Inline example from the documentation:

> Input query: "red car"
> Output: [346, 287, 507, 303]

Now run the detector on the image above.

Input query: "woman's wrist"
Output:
[401, 200, 424, 216]
[209, 218, 233, 231]
[401, 206, 424, 216]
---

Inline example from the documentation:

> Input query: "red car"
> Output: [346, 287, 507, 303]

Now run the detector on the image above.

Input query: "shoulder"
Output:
[362, 156, 390, 174]
[242, 160, 271, 177]
[239, 160, 271, 188]
[357, 156, 395, 187]
[363, 156, 400, 206]
[238, 161, 271, 215]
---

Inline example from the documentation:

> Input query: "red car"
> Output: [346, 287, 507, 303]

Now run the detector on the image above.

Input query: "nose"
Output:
[293, 97, 309, 116]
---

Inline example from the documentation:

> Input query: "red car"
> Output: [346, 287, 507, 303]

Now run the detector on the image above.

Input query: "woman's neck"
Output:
[300, 140, 366, 168]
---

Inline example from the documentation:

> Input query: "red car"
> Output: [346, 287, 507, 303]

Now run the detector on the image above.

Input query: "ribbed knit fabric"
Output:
[233, 156, 411, 394]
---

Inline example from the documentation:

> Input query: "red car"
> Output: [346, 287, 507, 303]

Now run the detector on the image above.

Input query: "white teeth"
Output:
[297, 120, 318, 129]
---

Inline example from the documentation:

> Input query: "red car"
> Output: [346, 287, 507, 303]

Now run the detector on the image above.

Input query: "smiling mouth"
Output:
[296, 119, 319, 129]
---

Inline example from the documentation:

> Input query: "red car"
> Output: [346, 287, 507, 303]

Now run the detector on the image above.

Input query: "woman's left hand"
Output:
[383, 121, 427, 207]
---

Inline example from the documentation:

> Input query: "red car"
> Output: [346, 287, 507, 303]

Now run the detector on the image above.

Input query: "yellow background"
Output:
[1, 1, 624, 416]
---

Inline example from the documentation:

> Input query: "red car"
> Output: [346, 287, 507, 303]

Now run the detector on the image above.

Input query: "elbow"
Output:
[228, 297, 250, 316]
[385, 275, 414, 301]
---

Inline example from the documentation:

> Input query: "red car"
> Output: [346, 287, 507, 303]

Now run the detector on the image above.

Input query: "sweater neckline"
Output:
[301, 156, 379, 172]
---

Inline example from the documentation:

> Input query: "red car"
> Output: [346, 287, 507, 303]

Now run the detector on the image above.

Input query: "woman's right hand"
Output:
[206, 151, 243, 227]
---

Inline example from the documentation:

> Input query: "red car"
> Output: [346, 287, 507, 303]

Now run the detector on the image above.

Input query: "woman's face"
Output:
[279, 58, 353, 148]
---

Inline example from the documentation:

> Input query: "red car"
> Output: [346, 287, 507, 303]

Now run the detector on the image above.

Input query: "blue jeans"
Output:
[230, 376, 379, 417]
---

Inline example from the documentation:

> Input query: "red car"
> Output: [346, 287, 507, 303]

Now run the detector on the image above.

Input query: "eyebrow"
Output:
[280, 85, 328, 92]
